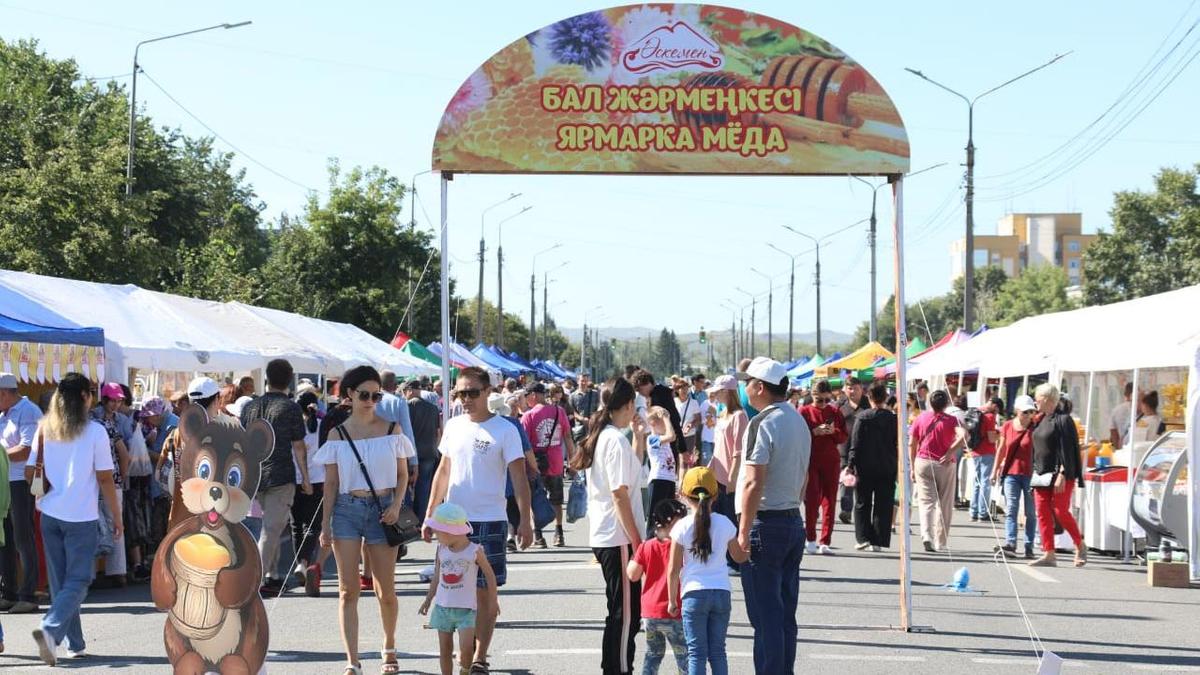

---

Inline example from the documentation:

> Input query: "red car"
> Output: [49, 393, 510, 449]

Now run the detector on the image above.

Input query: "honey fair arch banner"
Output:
[431, 3, 920, 629]
[432, 3, 910, 176]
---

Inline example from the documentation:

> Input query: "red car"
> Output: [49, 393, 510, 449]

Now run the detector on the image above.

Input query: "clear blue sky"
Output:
[4, 1, 1198, 341]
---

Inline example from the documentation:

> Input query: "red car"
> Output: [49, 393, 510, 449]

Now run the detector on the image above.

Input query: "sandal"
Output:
[344, 664, 362, 675]
[1074, 548, 1087, 567]
[381, 648, 400, 674]
[470, 659, 490, 674]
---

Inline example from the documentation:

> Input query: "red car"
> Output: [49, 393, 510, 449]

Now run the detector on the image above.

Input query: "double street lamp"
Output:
[765, 244, 797, 362]
[495, 205, 533, 348]
[905, 54, 1067, 331]
[530, 243, 563, 359]
[782, 220, 868, 356]
[749, 268, 773, 358]
[477, 193, 521, 345]
[126, 21, 252, 197]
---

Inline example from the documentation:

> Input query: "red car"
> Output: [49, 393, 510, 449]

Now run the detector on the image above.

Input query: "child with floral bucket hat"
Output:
[419, 503, 499, 675]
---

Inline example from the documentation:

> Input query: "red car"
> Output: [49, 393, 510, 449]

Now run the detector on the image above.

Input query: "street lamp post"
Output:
[720, 300, 740, 365]
[735, 287, 755, 357]
[851, 163, 946, 343]
[530, 243, 562, 360]
[750, 268, 773, 358]
[780, 227, 823, 355]
[126, 21, 252, 198]
[766, 244, 797, 362]
[495, 205, 533, 349]
[541, 261, 569, 358]
[582, 305, 603, 375]
[905, 54, 1067, 331]
[477, 193, 521, 345]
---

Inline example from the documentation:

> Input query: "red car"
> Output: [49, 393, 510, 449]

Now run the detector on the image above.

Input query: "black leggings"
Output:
[594, 544, 640, 675]
[290, 482, 324, 565]
[647, 479, 676, 536]
[854, 473, 896, 548]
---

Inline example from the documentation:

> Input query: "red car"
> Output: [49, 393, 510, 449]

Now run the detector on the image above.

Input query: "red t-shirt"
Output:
[911, 411, 958, 461]
[1000, 420, 1034, 477]
[799, 403, 848, 458]
[634, 538, 678, 620]
[520, 403, 569, 476]
[973, 411, 998, 456]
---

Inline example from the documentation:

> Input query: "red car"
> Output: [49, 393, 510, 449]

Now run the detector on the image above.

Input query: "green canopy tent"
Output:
[400, 339, 458, 381]
[855, 336, 927, 381]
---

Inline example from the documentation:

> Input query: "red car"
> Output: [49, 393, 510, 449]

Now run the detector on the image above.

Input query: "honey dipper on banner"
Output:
[673, 71, 909, 157]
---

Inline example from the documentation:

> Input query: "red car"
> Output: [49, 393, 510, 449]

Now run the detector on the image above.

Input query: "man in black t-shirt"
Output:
[404, 379, 442, 520]
[239, 359, 310, 595]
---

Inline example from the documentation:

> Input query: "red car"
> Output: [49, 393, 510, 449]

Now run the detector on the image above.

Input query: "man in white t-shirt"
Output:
[423, 366, 532, 673]
[1109, 382, 1133, 450]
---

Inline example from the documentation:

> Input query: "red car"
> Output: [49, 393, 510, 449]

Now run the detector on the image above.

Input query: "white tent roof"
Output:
[230, 304, 437, 377]
[0, 269, 262, 376]
[907, 284, 1200, 380]
[0, 269, 438, 380]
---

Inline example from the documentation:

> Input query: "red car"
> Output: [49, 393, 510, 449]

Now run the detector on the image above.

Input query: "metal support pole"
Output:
[475, 236, 485, 345]
[815, 242, 823, 355]
[1125, 369, 1140, 562]
[529, 273, 536, 360]
[497, 245, 504, 348]
[891, 176, 913, 631]
[964, 104, 976, 332]
[869, 190, 878, 342]
[439, 174, 452, 424]
[787, 260, 794, 361]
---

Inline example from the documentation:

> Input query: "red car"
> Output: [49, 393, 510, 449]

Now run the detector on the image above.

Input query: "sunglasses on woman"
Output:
[353, 389, 384, 403]
[453, 388, 483, 400]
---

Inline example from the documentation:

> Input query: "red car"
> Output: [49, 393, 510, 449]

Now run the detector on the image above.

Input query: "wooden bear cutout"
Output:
[152, 405, 273, 674]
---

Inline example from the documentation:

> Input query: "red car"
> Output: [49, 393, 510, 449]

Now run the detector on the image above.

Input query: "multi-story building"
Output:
[950, 212, 1095, 286]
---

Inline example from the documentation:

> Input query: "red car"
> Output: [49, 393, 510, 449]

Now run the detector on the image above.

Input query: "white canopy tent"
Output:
[0, 269, 439, 381]
[230, 303, 438, 377]
[0, 269, 263, 376]
[903, 284, 1200, 580]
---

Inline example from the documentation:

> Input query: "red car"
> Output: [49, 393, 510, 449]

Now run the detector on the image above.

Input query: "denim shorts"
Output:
[430, 605, 477, 633]
[468, 520, 507, 588]
[332, 493, 393, 545]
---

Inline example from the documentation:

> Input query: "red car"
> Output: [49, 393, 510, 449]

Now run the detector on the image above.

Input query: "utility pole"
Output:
[495, 205, 532, 350]
[477, 193, 520, 345]
[906, 54, 1067, 331]
[766, 245, 797, 361]
[736, 287, 756, 357]
[529, 244, 561, 359]
[751, 268, 773, 358]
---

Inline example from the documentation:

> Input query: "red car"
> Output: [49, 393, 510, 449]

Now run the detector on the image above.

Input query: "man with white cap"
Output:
[735, 357, 811, 675]
[0, 372, 43, 613]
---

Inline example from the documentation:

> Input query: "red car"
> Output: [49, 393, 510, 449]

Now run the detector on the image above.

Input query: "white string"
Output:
[922, 454, 955, 565]
[266, 495, 325, 617]
[982, 474, 1048, 660]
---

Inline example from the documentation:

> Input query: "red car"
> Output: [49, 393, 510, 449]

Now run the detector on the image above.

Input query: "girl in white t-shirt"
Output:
[645, 406, 678, 533]
[668, 467, 748, 675]
[419, 502, 498, 675]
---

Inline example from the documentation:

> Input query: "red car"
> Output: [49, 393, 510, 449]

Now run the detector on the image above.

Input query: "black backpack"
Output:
[963, 408, 984, 449]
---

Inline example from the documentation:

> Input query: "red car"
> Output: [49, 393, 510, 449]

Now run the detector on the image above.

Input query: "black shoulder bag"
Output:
[336, 424, 421, 547]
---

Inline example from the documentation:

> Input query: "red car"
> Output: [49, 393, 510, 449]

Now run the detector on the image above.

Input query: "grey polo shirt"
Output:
[737, 401, 812, 513]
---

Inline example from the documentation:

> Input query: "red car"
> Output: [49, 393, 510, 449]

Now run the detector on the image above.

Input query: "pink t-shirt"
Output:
[911, 410, 958, 461]
[710, 410, 748, 488]
[521, 403, 569, 476]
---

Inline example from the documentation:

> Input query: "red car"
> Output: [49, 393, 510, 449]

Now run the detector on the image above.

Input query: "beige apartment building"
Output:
[950, 212, 1096, 286]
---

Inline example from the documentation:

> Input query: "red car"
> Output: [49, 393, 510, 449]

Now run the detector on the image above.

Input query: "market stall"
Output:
[0, 313, 105, 384]
[814, 341, 893, 378]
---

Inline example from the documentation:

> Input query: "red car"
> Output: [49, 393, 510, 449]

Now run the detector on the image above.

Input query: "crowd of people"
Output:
[0, 354, 1165, 672]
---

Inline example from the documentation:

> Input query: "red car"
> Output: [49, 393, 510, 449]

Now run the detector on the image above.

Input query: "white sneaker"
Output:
[871, 545, 881, 552]
[32, 628, 60, 666]
[805, 541, 818, 554]
[854, 542, 871, 551]
[417, 564, 435, 583]
[818, 544, 833, 555]
[67, 648, 87, 658]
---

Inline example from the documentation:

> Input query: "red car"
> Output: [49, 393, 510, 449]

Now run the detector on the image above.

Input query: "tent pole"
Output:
[1187, 352, 1200, 581]
[1083, 371, 1095, 442]
[891, 175, 913, 631]
[440, 174, 452, 425]
[1125, 368, 1140, 562]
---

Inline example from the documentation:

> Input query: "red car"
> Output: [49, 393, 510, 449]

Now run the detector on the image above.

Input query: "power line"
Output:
[978, 0, 1200, 182]
[139, 70, 317, 193]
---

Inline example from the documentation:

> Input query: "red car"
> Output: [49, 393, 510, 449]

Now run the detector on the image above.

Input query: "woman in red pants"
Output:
[800, 380, 847, 555]
[1028, 383, 1086, 568]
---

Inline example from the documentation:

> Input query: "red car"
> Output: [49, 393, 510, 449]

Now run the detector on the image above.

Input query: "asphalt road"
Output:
[1, 507, 1197, 673]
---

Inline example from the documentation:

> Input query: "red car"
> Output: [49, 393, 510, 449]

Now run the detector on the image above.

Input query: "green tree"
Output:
[455, 299, 531, 357]
[1083, 165, 1200, 305]
[992, 265, 1075, 325]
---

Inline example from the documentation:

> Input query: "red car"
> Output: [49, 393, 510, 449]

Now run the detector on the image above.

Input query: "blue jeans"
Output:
[413, 460, 438, 522]
[1003, 475, 1037, 548]
[682, 589, 731, 675]
[642, 617, 687, 675]
[698, 441, 715, 466]
[970, 454, 996, 518]
[40, 514, 99, 652]
[739, 512, 804, 675]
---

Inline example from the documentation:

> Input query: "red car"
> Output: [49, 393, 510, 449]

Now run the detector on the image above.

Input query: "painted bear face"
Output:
[177, 406, 273, 527]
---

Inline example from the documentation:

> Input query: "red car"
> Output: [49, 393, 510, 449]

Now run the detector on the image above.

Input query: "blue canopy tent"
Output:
[789, 352, 843, 388]
[470, 344, 524, 377]
[0, 313, 105, 383]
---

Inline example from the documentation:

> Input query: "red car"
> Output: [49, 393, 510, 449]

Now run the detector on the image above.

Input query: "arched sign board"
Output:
[429, 4, 919, 633]
[432, 4, 909, 176]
